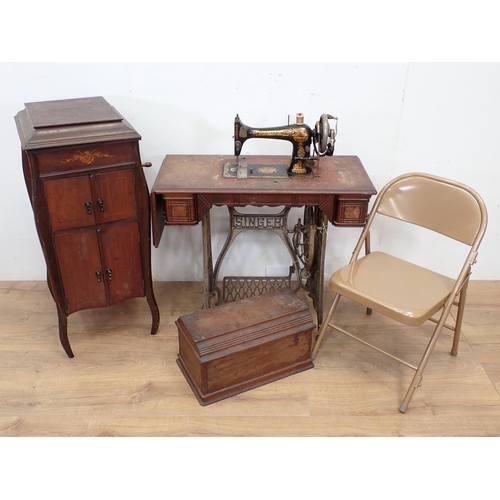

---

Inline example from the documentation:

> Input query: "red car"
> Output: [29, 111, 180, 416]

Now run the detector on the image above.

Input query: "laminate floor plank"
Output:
[1, 280, 499, 437]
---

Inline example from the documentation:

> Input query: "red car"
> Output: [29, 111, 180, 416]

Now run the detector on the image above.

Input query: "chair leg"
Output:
[399, 317, 450, 412]
[311, 293, 341, 359]
[399, 372, 423, 413]
[364, 234, 371, 316]
[451, 282, 468, 356]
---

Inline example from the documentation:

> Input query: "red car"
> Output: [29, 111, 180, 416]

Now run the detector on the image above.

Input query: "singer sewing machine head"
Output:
[228, 113, 337, 178]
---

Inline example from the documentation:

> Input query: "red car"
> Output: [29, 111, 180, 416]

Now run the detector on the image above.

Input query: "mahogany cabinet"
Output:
[15, 96, 159, 357]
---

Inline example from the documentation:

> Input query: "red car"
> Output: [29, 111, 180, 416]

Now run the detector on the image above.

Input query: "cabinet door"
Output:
[91, 169, 137, 224]
[98, 222, 144, 305]
[54, 230, 108, 314]
[44, 176, 96, 231]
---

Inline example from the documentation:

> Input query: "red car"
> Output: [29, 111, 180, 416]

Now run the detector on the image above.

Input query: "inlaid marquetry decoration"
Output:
[344, 205, 361, 220]
[61, 149, 113, 165]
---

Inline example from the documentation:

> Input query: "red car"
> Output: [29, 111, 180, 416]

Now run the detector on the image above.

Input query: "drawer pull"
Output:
[106, 269, 113, 281]
[97, 198, 105, 212]
[84, 201, 92, 215]
[95, 271, 102, 283]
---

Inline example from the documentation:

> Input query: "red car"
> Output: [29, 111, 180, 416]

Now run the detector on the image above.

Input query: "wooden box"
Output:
[175, 288, 315, 405]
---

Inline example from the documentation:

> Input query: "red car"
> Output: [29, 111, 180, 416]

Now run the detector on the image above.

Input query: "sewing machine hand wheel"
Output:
[315, 114, 336, 156]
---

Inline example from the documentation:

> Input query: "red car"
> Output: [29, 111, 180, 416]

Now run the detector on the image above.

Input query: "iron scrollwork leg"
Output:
[290, 206, 328, 327]
[213, 207, 301, 305]
[309, 210, 328, 327]
[206, 205, 328, 327]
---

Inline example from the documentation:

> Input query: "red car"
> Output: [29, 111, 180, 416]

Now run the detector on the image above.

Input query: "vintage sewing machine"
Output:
[224, 112, 337, 178]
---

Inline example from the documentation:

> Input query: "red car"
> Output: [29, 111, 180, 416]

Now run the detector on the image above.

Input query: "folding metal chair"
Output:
[311, 172, 488, 412]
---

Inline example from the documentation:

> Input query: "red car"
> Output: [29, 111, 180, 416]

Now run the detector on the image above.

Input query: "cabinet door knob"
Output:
[106, 268, 113, 281]
[85, 201, 92, 215]
[95, 270, 102, 283]
[142, 162, 152, 168]
[97, 198, 105, 212]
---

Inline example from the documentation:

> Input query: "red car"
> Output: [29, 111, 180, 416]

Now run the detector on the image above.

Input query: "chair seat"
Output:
[330, 251, 456, 326]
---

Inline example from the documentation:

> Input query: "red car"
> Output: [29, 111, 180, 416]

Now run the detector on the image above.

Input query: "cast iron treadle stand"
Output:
[208, 205, 328, 326]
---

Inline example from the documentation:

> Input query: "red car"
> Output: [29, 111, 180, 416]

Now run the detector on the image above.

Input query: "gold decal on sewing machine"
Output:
[61, 149, 113, 165]
[291, 160, 307, 175]
[257, 167, 277, 174]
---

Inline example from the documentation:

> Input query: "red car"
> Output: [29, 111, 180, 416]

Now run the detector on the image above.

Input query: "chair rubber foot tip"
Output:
[451, 350, 458, 356]
[399, 404, 408, 413]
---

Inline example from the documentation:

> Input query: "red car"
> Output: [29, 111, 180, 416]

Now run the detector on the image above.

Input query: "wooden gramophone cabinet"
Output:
[15, 96, 159, 357]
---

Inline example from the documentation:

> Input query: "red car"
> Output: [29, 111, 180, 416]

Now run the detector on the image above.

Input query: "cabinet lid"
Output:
[15, 96, 141, 150]
[176, 288, 316, 357]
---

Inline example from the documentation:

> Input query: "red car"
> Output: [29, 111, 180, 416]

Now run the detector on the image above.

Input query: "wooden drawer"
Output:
[334, 195, 369, 226]
[37, 141, 135, 176]
[164, 194, 197, 225]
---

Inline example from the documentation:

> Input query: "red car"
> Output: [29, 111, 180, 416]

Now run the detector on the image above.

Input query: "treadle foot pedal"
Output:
[222, 273, 293, 303]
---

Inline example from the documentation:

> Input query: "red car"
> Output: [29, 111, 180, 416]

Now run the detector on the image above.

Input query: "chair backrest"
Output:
[375, 173, 487, 246]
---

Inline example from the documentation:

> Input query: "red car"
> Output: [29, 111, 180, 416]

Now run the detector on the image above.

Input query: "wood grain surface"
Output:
[1, 280, 499, 437]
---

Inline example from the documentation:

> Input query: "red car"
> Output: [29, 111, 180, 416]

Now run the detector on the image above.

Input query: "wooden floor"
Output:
[1, 280, 499, 437]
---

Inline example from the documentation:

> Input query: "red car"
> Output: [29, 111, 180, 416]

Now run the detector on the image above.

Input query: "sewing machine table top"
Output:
[153, 154, 375, 194]
[151, 154, 376, 247]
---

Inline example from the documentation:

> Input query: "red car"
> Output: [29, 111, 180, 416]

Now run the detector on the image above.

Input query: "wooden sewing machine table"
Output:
[151, 154, 376, 327]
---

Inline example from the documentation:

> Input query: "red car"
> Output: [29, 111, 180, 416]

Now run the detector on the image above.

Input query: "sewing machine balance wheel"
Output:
[315, 113, 335, 155]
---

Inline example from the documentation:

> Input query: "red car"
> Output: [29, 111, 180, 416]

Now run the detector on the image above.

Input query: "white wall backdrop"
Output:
[1, 62, 499, 282]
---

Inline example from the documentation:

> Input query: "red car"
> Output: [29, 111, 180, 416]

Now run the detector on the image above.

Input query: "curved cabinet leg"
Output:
[57, 307, 74, 358]
[47, 271, 56, 301]
[50, 271, 74, 358]
[147, 291, 160, 335]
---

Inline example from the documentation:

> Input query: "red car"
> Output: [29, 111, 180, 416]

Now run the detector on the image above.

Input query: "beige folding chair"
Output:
[312, 172, 488, 412]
